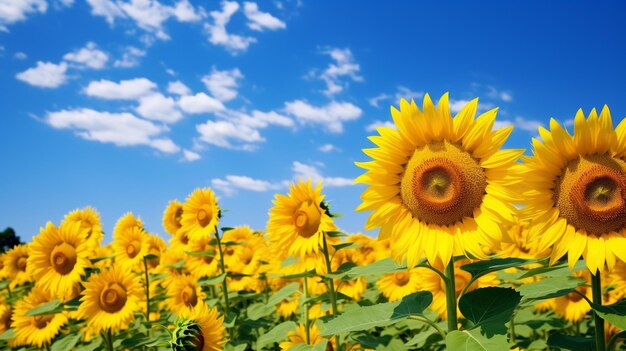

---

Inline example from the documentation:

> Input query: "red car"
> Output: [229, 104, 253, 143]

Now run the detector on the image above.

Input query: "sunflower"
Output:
[186, 235, 220, 279]
[0, 302, 11, 334]
[27, 221, 90, 298]
[279, 323, 334, 350]
[113, 225, 149, 272]
[332, 249, 366, 300]
[172, 302, 225, 351]
[553, 271, 593, 322]
[356, 94, 522, 268]
[606, 260, 626, 300]
[276, 294, 300, 318]
[499, 214, 549, 260]
[163, 200, 184, 235]
[268, 180, 338, 259]
[521, 106, 626, 273]
[376, 268, 421, 302]
[64, 207, 103, 249]
[113, 212, 143, 237]
[78, 265, 143, 334]
[167, 274, 206, 315]
[346, 233, 381, 265]
[180, 188, 220, 242]
[145, 234, 167, 270]
[11, 287, 68, 348]
[5, 244, 31, 288]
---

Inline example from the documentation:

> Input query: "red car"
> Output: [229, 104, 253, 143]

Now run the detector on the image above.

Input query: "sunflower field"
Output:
[3, 94, 626, 351]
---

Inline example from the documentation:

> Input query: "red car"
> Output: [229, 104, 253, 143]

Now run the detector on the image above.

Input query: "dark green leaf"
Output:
[325, 231, 347, 237]
[461, 258, 531, 277]
[459, 287, 521, 337]
[281, 269, 317, 280]
[546, 333, 594, 351]
[51, 333, 82, 351]
[185, 249, 216, 257]
[197, 273, 227, 286]
[332, 242, 358, 251]
[26, 300, 62, 316]
[0, 329, 15, 340]
[89, 255, 113, 264]
[591, 299, 626, 329]
[143, 253, 159, 260]
[221, 227, 235, 232]
[328, 258, 404, 280]
[164, 259, 185, 269]
[319, 291, 432, 336]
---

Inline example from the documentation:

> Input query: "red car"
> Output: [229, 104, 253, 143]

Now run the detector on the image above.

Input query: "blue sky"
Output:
[1, 1, 626, 243]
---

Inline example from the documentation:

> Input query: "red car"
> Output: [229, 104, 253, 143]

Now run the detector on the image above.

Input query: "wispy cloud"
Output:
[202, 67, 243, 102]
[0, 0, 47, 31]
[243, 2, 286, 31]
[205, 1, 256, 53]
[310, 48, 363, 96]
[283, 100, 362, 133]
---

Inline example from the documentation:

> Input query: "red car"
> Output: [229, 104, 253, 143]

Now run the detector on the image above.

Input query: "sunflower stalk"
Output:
[321, 232, 342, 351]
[303, 277, 310, 345]
[444, 258, 458, 332]
[143, 256, 150, 322]
[213, 226, 231, 318]
[591, 271, 606, 351]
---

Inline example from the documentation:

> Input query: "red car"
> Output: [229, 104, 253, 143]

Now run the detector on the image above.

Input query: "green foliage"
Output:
[459, 287, 521, 336]
[546, 333, 595, 351]
[445, 330, 511, 351]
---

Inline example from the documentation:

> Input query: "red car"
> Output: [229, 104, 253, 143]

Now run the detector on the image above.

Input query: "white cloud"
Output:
[14, 52, 27, 60]
[492, 120, 513, 130]
[292, 161, 353, 187]
[0, 0, 47, 31]
[369, 86, 423, 108]
[45, 108, 178, 153]
[149, 138, 180, 153]
[449, 99, 495, 114]
[249, 110, 293, 127]
[318, 144, 337, 152]
[283, 100, 362, 133]
[196, 119, 264, 150]
[486, 85, 513, 102]
[86, 0, 125, 24]
[178, 93, 225, 114]
[212, 175, 280, 195]
[16, 61, 68, 88]
[167, 80, 191, 96]
[513, 116, 543, 132]
[87, 0, 203, 39]
[114, 46, 146, 68]
[242, 2, 285, 31]
[202, 67, 243, 102]
[84, 78, 157, 100]
[63, 42, 109, 70]
[136, 93, 183, 123]
[365, 120, 396, 132]
[205, 1, 256, 53]
[313, 48, 362, 96]
[500, 91, 513, 102]
[181, 149, 201, 162]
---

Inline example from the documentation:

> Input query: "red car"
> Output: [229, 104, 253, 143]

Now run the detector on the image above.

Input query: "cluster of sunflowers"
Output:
[2, 93, 626, 351]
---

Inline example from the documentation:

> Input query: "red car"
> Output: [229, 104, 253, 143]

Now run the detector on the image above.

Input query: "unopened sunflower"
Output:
[356, 93, 522, 268]
[163, 200, 184, 235]
[78, 266, 143, 334]
[180, 188, 220, 241]
[11, 287, 68, 348]
[28, 221, 91, 299]
[267, 180, 338, 259]
[521, 106, 626, 273]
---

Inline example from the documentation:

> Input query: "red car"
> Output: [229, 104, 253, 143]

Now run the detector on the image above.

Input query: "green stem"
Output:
[143, 257, 150, 322]
[510, 312, 516, 344]
[303, 277, 310, 345]
[444, 258, 458, 332]
[101, 329, 113, 351]
[592, 270, 606, 351]
[214, 226, 230, 317]
[321, 233, 342, 351]
[408, 315, 446, 339]
[6, 283, 11, 299]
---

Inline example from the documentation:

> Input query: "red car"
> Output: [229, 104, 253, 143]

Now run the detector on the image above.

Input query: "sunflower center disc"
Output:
[202, 245, 214, 264]
[126, 241, 140, 258]
[50, 242, 77, 275]
[174, 207, 183, 227]
[196, 208, 211, 227]
[393, 272, 409, 286]
[292, 200, 321, 238]
[33, 314, 54, 329]
[16, 257, 27, 271]
[99, 283, 128, 313]
[401, 141, 486, 226]
[555, 155, 626, 235]
[181, 286, 198, 307]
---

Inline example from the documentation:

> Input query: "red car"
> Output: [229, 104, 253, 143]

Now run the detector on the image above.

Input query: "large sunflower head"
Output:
[521, 106, 626, 273]
[167, 274, 206, 316]
[64, 206, 103, 249]
[27, 221, 91, 299]
[180, 188, 220, 242]
[113, 224, 149, 272]
[5, 244, 32, 288]
[171, 302, 225, 351]
[77, 265, 143, 334]
[376, 268, 421, 302]
[356, 93, 522, 268]
[163, 200, 184, 236]
[11, 286, 68, 348]
[267, 180, 338, 259]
